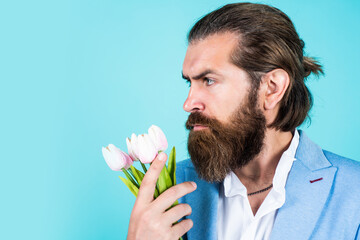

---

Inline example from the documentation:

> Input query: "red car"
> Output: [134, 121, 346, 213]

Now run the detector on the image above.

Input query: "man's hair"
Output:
[188, 2, 323, 132]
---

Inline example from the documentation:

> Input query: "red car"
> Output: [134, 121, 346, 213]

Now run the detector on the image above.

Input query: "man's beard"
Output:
[185, 88, 266, 183]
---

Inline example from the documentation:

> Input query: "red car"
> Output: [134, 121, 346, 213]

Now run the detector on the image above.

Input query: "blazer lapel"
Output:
[270, 130, 338, 239]
[184, 167, 220, 240]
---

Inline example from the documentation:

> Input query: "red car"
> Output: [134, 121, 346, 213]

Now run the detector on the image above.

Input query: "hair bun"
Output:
[303, 56, 324, 77]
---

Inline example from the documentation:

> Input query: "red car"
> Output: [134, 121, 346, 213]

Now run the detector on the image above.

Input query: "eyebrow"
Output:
[182, 69, 219, 81]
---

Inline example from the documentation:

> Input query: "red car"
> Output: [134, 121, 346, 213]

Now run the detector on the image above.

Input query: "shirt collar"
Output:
[223, 129, 300, 198]
[272, 129, 299, 192]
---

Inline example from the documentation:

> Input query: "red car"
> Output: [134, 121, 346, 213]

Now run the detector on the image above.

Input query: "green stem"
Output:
[123, 168, 139, 188]
[140, 162, 148, 173]
[128, 168, 136, 181]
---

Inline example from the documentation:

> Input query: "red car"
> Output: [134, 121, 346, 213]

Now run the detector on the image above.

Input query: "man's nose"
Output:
[183, 87, 205, 113]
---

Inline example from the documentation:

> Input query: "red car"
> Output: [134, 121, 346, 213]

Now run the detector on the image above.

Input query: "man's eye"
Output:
[185, 79, 191, 87]
[205, 78, 215, 86]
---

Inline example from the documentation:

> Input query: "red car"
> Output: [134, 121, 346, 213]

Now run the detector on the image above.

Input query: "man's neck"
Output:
[232, 129, 294, 216]
[233, 129, 294, 190]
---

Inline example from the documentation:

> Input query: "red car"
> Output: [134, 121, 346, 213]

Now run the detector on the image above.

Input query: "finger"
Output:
[171, 219, 193, 239]
[151, 181, 197, 212]
[162, 203, 192, 225]
[137, 152, 167, 203]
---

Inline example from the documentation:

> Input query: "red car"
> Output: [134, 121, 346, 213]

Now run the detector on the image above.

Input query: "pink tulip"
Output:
[102, 144, 133, 171]
[148, 125, 168, 152]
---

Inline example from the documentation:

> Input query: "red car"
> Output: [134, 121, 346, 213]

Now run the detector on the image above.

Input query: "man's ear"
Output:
[262, 69, 290, 110]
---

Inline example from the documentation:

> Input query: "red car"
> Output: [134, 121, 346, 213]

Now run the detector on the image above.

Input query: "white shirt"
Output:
[217, 130, 300, 240]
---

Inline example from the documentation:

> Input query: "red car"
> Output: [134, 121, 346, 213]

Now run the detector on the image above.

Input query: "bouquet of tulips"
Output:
[102, 125, 182, 238]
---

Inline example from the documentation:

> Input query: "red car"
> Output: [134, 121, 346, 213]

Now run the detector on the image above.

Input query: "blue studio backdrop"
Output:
[0, 0, 359, 239]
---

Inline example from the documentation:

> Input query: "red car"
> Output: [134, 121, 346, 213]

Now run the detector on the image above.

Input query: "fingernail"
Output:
[158, 152, 166, 161]
[190, 181, 197, 188]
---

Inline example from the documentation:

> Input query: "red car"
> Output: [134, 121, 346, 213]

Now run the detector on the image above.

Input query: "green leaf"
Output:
[164, 167, 173, 189]
[172, 199, 179, 207]
[157, 165, 173, 195]
[157, 167, 167, 194]
[129, 165, 145, 185]
[123, 169, 139, 188]
[119, 176, 139, 197]
[168, 146, 176, 185]
[153, 186, 159, 199]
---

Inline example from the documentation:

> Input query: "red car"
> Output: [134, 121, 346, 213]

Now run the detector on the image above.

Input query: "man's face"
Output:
[182, 32, 252, 124]
[182, 32, 266, 182]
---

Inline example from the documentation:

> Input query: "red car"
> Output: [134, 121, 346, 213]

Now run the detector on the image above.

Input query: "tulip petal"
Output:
[102, 144, 127, 171]
[126, 137, 137, 161]
[130, 133, 140, 160]
[148, 125, 168, 152]
[102, 147, 112, 166]
[148, 128, 158, 149]
[124, 152, 134, 169]
[137, 134, 158, 164]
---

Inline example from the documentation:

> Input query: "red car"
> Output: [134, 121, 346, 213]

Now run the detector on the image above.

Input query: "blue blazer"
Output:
[176, 130, 360, 239]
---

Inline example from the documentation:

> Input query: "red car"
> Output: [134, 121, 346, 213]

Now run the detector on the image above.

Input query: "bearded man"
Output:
[127, 3, 360, 240]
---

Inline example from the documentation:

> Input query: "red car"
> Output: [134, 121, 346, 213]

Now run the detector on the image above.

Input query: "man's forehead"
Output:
[182, 33, 239, 78]
[183, 33, 238, 75]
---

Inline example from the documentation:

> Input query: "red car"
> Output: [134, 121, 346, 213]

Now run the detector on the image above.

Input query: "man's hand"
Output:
[127, 152, 197, 240]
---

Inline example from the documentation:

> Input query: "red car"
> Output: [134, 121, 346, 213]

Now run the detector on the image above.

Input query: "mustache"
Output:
[185, 112, 219, 130]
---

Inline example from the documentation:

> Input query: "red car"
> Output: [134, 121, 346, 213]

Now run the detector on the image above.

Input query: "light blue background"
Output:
[0, 0, 359, 239]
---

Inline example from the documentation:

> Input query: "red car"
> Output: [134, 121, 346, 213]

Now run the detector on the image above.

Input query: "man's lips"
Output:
[192, 124, 209, 131]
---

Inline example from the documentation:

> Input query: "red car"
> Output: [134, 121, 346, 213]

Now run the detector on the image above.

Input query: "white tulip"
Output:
[102, 144, 133, 171]
[126, 133, 139, 161]
[137, 133, 158, 164]
[148, 125, 168, 152]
